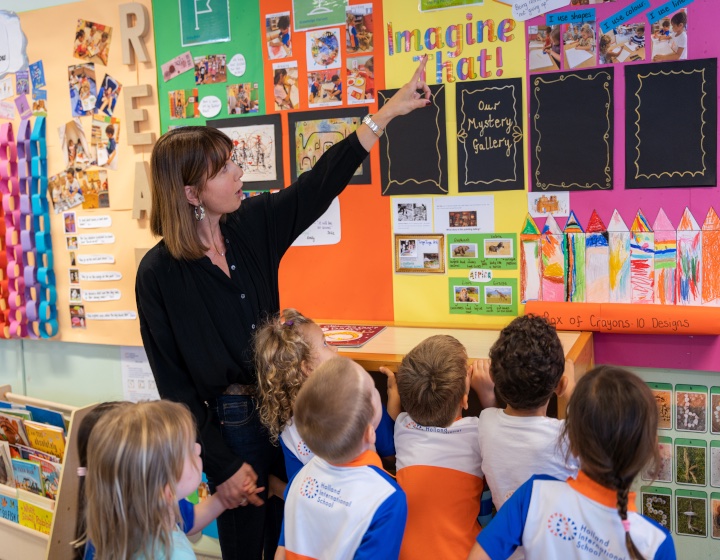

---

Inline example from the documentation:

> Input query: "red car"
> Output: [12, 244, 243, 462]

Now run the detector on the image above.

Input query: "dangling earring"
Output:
[194, 203, 205, 221]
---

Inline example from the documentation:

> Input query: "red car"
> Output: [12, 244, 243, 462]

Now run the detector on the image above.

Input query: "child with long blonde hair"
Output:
[255, 309, 395, 481]
[82, 400, 232, 560]
[468, 366, 675, 560]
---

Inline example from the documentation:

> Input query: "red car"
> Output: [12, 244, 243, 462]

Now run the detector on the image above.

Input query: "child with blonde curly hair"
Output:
[255, 309, 396, 481]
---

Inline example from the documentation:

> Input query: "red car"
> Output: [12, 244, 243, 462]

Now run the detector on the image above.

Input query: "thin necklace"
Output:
[209, 223, 225, 257]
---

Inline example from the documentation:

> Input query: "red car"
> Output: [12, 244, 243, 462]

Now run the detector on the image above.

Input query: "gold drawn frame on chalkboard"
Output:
[532, 72, 612, 190]
[631, 68, 709, 180]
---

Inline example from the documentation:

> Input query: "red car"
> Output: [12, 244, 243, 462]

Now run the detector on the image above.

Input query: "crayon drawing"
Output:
[520, 214, 541, 303]
[540, 215, 565, 302]
[585, 210, 608, 303]
[652, 209, 676, 305]
[701, 208, 720, 306]
[677, 208, 702, 306]
[608, 210, 631, 303]
[563, 211, 585, 303]
[630, 210, 654, 304]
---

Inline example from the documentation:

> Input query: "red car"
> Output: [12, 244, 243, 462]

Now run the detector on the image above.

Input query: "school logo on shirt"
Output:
[297, 440, 311, 457]
[300, 476, 318, 499]
[547, 512, 577, 541]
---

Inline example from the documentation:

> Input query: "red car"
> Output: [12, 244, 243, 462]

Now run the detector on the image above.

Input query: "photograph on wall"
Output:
[394, 234, 445, 274]
[70, 304, 86, 329]
[90, 116, 119, 170]
[642, 436, 672, 482]
[308, 70, 343, 107]
[346, 55, 374, 104]
[711, 441, 720, 488]
[712, 387, 720, 434]
[69, 287, 82, 304]
[67, 63, 97, 117]
[676, 490, 707, 537]
[676, 385, 707, 433]
[293, 0, 346, 32]
[94, 74, 121, 116]
[562, 21, 597, 70]
[81, 169, 110, 210]
[648, 382, 673, 430]
[713, 494, 720, 539]
[72, 19, 112, 65]
[288, 108, 369, 184]
[266, 12, 292, 60]
[306, 28, 341, 71]
[434, 195, 494, 234]
[528, 192, 570, 218]
[675, 439, 707, 487]
[346, 4, 373, 53]
[63, 211, 76, 233]
[449, 233, 518, 270]
[226, 83, 260, 114]
[59, 118, 92, 169]
[273, 61, 299, 111]
[15, 70, 29, 95]
[599, 22, 647, 65]
[650, 9, 688, 62]
[641, 487, 671, 531]
[69, 268, 80, 285]
[168, 89, 199, 120]
[66, 235, 79, 250]
[193, 55, 227, 85]
[49, 169, 85, 214]
[449, 278, 518, 316]
[528, 25, 561, 73]
[393, 198, 432, 234]
[207, 114, 283, 190]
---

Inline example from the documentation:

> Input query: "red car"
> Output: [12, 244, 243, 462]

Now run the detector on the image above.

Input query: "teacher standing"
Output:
[135, 57, 431, 559]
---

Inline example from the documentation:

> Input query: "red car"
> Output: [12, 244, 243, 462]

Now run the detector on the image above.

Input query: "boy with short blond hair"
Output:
[391, 335, 495, 560]
[277, 357, 406, 560]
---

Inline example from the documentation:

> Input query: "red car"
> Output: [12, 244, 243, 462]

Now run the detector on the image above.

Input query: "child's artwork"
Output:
[711, 441, 720, 487]
[677, 207, 702, 305]
[160, 51, 194, 82]
[272, 61, 299, 111]
[608, 210, 631, 303]
[701, 208, 720, 306]
[653, 209, 677, 305]
[712, 388, 720, 435]
[649, 382, 673, 430]
[168, 89, 199, 120]
[293, 0, 346, 31]
[266, 12, 292, 60]
[307, 70, 342, 107]
[563, 211, 585, 303]
[288, 108, 368, 184]
[346, 55, 374, 104]
[73, 19, 113, 65]
[540, 215, 565, 302]
[520, 214, 541, 303]
[585, 210, 609, 303]
[346, 4, 373, 53]
[630, 210, 654, 304]
[58, 118, 92, 169]
[306, 28, 342, 71]
[528, 192, 569, 218]
[207, 114, 283, 190]
[94, 74, 121, 116]
[676, 490, 707, 537]
[642, 487, 671, 531]
[49, 169, 85, 213]
[67, 63, 97, 117]
[676, 439, 707, 487]
[193, 55, 227, 85]
[90, 115, 119, 170]
[676, 385, 707, 433]
[81, 169, 110, 209]
[226, 83, 260, 115]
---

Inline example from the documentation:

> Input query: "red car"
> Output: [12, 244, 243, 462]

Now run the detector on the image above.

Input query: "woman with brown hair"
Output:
[135, 57, 431, 559]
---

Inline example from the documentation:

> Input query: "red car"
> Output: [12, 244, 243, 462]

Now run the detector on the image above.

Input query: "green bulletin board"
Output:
[152, 0, 264, 132]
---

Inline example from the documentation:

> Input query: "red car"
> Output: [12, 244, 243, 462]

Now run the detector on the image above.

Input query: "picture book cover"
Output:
[24, 420, 66, 461]
[18, 498, 53, 534]
[29, 455, 60, 500]
[319, 325, 386, 348]
[2, 408, 33, 421]
[0, 483, 18, 523]
[9, 444, 59, 464]
[25, 405, 66, 434]
[11, 458, 44, 496]
[0, 410, 30, 447]
[0, 441, 13, 488]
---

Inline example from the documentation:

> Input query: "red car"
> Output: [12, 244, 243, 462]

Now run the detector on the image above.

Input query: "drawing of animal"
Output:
[487, 241, 505, 253]
[453, 245, 471, 257]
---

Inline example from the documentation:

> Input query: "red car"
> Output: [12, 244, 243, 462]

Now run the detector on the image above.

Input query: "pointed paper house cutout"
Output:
[563, 210, 584, 233]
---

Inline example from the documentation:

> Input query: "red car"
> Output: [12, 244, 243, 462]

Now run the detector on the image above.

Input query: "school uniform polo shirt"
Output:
[280, 450, 407, 560]
[477, 472, 675, 560]
[394, 413, 484, 560]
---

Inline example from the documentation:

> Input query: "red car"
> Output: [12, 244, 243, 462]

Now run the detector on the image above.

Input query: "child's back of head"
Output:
[294, 356, 379, 464]
[563, 366, 660, 559]
[489, 314, 565, 411]
[396, 334, 468, 427]
[85, 400, 199, 560]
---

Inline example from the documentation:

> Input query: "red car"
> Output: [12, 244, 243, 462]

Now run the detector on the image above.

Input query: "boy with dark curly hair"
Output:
[478, 314, 578, 555]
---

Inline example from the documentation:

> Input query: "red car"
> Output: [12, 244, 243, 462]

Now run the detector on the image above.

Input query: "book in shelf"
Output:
[11, 458, 44, 497]
[0, 411, 30, 447]
[24, 420, 66, 461]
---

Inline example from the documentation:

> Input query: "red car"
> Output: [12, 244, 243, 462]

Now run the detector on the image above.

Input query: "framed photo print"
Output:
[288, 107, 370, 184]
[395, 234, 445, 274]
[207, 114, 284, 190]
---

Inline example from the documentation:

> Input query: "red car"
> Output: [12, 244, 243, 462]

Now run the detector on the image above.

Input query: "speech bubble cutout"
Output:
[227, 54, 247, 77]
[199, 95, 222, 118]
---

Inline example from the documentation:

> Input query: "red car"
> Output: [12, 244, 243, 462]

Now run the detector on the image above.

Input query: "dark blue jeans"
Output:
[208, 395, 285, 560]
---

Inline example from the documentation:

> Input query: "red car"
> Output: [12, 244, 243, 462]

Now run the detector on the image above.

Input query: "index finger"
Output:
[411, 55, 428, 84]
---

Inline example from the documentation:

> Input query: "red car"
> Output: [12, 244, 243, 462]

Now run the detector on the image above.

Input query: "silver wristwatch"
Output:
[362, 114, 384, 137]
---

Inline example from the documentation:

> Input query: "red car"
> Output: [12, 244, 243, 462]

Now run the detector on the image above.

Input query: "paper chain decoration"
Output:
[0, 118, 57, 339]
